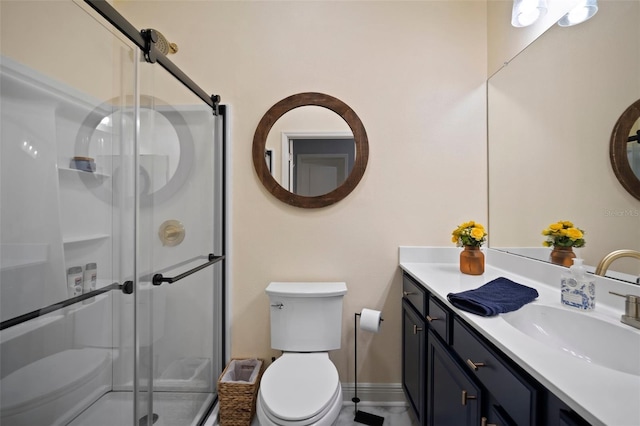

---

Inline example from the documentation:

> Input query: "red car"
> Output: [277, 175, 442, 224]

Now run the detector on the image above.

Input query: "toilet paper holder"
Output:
[352, 310, 385, 426]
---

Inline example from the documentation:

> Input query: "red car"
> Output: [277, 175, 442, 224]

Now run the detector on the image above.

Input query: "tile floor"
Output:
[246, 404, 419, 426]
[334, 405, 419, 426]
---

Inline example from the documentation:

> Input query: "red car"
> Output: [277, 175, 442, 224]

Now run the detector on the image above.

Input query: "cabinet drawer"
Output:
[403, 273, 427, 316]
[427, 296, 450, 344]
[453, 318, 537, 426]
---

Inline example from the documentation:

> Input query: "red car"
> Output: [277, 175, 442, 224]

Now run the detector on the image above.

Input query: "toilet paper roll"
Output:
[360, 308, 383, 333]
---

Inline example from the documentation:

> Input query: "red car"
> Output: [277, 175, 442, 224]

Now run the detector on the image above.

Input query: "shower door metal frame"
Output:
[84, 0, 221, 115]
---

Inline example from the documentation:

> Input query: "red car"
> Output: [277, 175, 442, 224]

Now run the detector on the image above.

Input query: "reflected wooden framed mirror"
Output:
[74, 95, 196, 206]
[252, 92, 369, 208]
[610, 98, 640, 201]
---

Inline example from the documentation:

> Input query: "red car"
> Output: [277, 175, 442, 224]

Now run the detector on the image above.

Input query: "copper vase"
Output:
[550, 246, 576, 267]
[460, 246, 485, 275]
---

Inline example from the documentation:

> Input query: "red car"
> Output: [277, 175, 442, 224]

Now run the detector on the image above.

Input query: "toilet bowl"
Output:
[256, 353, 342, 426]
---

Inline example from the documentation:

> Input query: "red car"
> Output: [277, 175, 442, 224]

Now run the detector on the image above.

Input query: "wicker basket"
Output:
[217, 358, 264, 426]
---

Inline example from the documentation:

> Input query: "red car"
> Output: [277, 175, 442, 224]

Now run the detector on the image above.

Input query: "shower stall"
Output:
[0, 1, 226, 425]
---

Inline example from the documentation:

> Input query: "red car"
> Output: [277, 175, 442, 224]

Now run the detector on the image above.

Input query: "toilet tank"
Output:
[266, 282, 347, 352]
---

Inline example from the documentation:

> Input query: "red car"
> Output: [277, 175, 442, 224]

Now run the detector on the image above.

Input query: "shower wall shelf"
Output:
[62, 234, 110, 245]
[58, 166, 110, 179]
[0, 243, 48, 271]
[0, 259, 47, 271]
[0, 313, 65, 344]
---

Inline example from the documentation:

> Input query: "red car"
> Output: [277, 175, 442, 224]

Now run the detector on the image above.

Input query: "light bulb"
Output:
[512, 0, 548, 27]
[558, 0, 598, 27]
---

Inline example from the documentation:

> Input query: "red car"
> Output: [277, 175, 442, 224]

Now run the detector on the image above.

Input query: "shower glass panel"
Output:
[1, 1, 223, 425]
[1, 0, 137, 424]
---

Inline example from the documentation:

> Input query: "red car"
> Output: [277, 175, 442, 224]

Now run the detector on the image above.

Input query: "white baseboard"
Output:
[341, 382, 408, 406]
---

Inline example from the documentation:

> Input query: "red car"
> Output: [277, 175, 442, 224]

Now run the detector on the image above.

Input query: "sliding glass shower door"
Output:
[133, 60, 224, 426]
[0, 1, 224, 425]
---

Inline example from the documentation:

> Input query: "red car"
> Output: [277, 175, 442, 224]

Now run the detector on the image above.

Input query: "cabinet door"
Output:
[403, 300, 426, 424]
[483, 401, 516, 426]
[546, 393, 591, 426]
[428, 329, 481, 426]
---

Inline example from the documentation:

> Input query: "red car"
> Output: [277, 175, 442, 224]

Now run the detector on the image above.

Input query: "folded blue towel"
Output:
[446, 277, 539, 317]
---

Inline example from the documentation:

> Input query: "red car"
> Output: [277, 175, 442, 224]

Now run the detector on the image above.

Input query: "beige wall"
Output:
[115, 0, 487, 384]
[1, 0, 135, 102]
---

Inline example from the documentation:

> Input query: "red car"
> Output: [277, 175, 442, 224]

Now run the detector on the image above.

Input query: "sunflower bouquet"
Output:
[542, 220, 585, 248]
[451, 221, 487, 248]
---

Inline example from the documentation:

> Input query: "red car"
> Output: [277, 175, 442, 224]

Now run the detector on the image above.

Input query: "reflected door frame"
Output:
[280, 131, 353, 191]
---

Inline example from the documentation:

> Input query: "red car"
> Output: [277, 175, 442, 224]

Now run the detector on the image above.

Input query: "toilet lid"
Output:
[260, 353, 339, 421]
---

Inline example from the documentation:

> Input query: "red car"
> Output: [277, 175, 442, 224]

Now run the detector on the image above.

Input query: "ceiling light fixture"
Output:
[511, 0, 548, 27]
[558, 0, 598, 27]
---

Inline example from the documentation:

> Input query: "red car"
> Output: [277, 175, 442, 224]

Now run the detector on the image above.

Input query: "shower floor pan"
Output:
[67, 391, 214, 426]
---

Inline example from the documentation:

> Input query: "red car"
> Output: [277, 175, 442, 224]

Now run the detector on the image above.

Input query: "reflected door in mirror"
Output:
[290, 137, 355, 196]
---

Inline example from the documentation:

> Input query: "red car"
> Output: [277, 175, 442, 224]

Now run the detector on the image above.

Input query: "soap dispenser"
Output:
[561, 258, 595, 310]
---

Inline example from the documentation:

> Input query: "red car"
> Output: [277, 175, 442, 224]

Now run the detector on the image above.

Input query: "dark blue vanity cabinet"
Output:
[401, 272, 591, 426]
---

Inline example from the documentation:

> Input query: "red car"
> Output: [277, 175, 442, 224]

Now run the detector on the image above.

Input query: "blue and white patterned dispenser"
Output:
[561, 258, 596, 310]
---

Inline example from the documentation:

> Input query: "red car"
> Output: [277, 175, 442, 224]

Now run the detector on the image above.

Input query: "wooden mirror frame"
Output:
[252, 92, 369, 208]
[610, 98, 640, 201]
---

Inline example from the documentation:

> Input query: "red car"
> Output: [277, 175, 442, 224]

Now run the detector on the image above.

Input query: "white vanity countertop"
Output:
[399, 247, 640, 426]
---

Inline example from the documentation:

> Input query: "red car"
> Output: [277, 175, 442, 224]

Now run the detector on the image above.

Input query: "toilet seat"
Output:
[258, 352, 341, 425]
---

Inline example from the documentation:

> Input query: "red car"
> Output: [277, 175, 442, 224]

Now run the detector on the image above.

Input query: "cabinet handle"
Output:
[413, 324, 423, 334]
[403, 291, 417, 296]
[466, 359, 486, 371]
[426, 315, 439, 322]
[461, 390, 477, 406]
[481, 417, 497, 426]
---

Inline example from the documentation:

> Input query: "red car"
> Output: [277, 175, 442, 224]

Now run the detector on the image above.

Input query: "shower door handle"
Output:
[152, 253, 224, 285]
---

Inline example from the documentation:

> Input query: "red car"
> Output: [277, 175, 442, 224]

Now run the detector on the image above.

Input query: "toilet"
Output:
[256, 282, 347, 426]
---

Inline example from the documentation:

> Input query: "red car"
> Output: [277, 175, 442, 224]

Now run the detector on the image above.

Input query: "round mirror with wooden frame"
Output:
[252, 92, 369, 208]
[610, 98, 640, 201]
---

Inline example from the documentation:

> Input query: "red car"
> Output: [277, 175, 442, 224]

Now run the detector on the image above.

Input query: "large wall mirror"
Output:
[252, 92, 368, 208]
[488, 2, 640, 281]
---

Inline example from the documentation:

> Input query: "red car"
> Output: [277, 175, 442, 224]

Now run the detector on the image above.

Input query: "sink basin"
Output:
[502, 304, 640, 376]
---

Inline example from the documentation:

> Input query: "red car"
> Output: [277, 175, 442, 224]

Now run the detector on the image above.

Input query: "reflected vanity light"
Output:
[21, 140, 38, 159]
[511, 0, 548, 27]
[558, 0, 598, 27]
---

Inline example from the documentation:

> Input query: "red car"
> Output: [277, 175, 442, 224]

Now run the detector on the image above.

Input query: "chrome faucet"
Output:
[595, 249, 640, 284]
